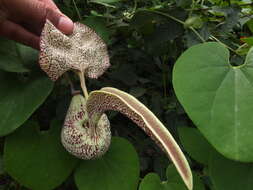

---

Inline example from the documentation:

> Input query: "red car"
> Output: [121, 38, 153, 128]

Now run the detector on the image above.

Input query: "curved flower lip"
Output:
[39, 20, 110, 81]
[86, 87, 193, 190]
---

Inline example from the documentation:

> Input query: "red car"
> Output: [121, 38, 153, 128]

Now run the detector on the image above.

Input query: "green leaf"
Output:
[139, 173, 165, 190]
[209, 152, 253, 190]
[173, 42, 253, 161]
[0, 71, 53, 136]
[18, 43, 39, 66]
[241, 37, 253, 46]
[82, 17, 110, 43]
[139, 165, 205, 190]
[246, 19, 253, 33]
[0, 38, 31, 73]
[4, 121, 79, 190]
[74, 137, 139, 190]
[178, 127, 216, 165]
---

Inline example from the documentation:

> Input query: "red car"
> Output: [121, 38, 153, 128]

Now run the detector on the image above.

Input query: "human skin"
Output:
[0, 0, 74, 50]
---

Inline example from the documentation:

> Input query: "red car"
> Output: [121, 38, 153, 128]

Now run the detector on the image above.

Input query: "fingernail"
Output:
[58, 17, 74, 34]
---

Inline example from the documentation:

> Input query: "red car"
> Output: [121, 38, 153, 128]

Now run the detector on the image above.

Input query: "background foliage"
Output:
[1, 0, 253, 189]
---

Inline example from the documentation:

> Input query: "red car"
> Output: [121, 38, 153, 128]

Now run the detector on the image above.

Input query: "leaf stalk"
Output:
[78, 71, 89, 100]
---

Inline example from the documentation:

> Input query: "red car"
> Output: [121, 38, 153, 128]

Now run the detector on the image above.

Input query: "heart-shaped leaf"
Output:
[0, 37, 31, 73]
[209, 151, 253, 190]
[139, 165, 204, 190]
[86, 87, 192, 190]
[74, 137, 139, 190]
[0, 71, 53, 136]
[39, 20, 110, 81]
[173, 42, 253, 162]
[178, 126, 253, 190]
[178, 127, 217, 165]
[4, 120, 79, 190]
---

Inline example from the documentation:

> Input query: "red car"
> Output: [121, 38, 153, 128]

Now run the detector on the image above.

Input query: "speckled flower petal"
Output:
[86, 87, 193, 190]
[39, 20, 110, 81]
[61, 94, 111, 160]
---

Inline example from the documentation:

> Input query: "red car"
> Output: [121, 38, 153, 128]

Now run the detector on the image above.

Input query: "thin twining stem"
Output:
[140, 9, 241, 54]
[190, 26, 205, 43]
[209, 35, 237, 53]
[89, 1, 116, 8]
[78, 71, 89, 99]
[72, 0, 82, 20]
[142, 9, 185, 25]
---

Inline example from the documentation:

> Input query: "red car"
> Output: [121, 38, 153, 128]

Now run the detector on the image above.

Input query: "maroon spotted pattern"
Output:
[61, 94, 111, 160]
[39, 20, 110, 81]
[86, 88, 192, 189]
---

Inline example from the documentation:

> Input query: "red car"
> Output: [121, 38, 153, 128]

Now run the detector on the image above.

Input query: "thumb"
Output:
[45, 8, 74, 35]
[1, 0, 74, 35]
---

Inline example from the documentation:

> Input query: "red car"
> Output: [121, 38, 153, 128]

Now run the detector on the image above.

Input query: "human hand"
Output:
[0, 0, 74, 50]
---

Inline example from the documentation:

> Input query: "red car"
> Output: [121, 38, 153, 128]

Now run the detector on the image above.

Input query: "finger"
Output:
[0, 20, 40, 49]
[2, 0, 73, 35]
[21, 22, 44, 36]
[45, 7, 74, 35]
[39, 0, 59, 12]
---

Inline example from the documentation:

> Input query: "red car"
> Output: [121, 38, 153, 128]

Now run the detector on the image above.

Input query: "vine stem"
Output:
[78, 71, 89, 100]
[142, 9, 185, 25]
[72, 0, 82, 20]
[131, 0, 138, 15]
[140, 9, 204, 42]
[140, 9, 241, 54]
[190, 26, 205, 42]
[89, 1, 116, 8]
[209, 35, 237, 53]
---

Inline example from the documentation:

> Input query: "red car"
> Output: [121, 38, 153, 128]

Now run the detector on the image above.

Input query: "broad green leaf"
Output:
[139, 173, 164, 190]
[4, 121, 79, 190]
[178, 127, 216, 165]
[0, 38, 31, 72]
[173, 42, 253, 161]
[0, 71, 53, 136]
[139, 165, 205, 190]
[86, 87, 192, 190]
[209, 152, 253, 190]
[178, 127, 253, 190]
[74, 137, 139, 190]
[246, 19, 253, 33]
[82, 17, 110, 43]
[18, 43, 39, 66]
